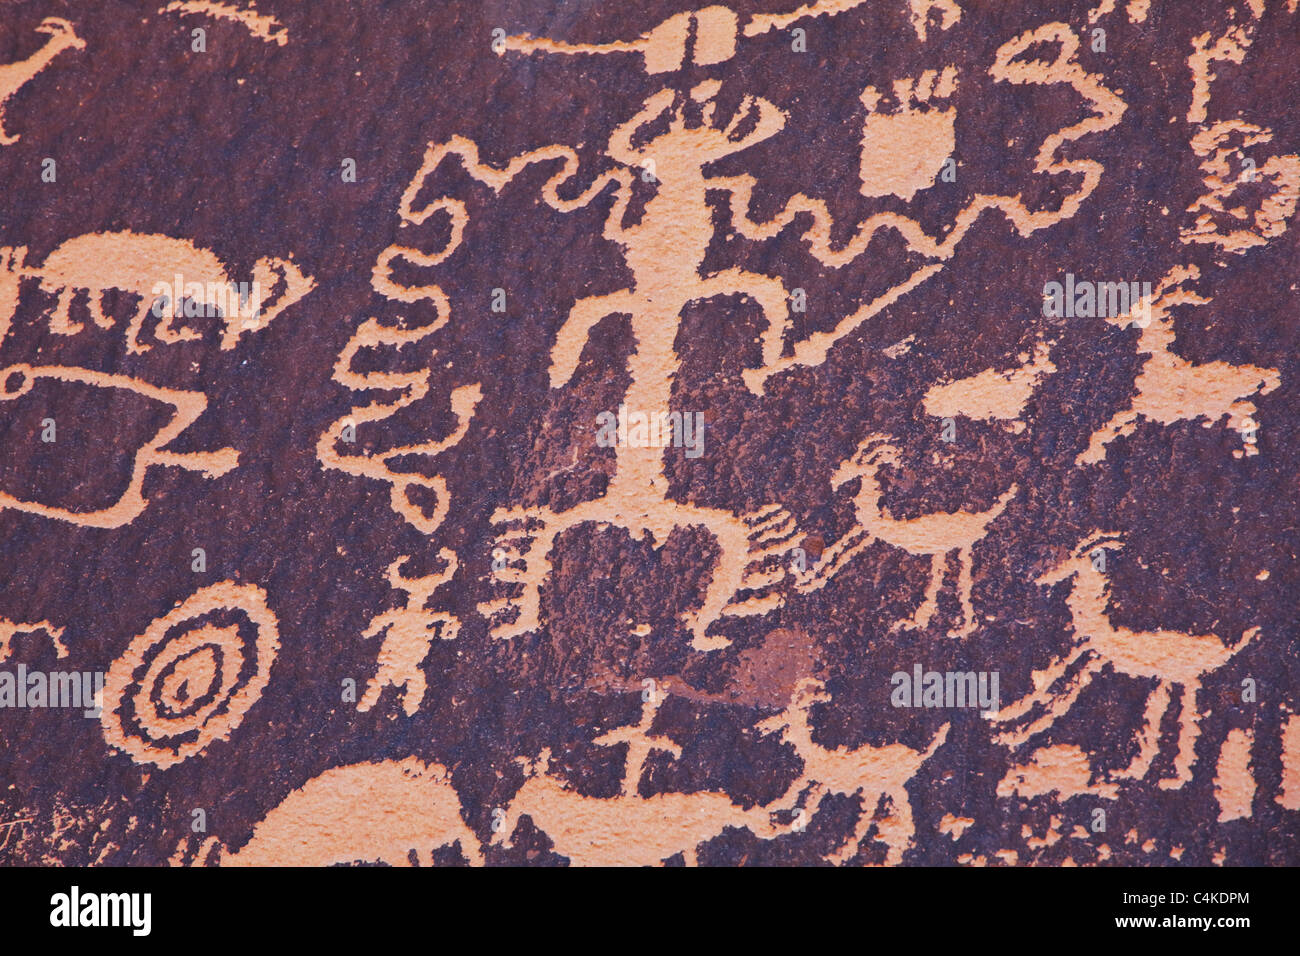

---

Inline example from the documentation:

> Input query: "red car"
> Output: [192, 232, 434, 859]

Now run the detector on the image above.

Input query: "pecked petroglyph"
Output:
[408, 83, 800, 649]
[859, 67, 959, 202]
[358, 549, 460, 717]
[224, 758, 482, 866]
[494, 692, 792, 866]
[0, 233, 314, 354]
[0, 619, 67, 662]
[0, 364, 238, 528]
[101, 581, 279, 770]
[1077, 266, 1280, 465]
[922, 339, 1056, 430]
[796, 434, 1016, 637]
[0, 18, 83, 146]
[994, 533, 1260, 791]
[758, 678, 949, 864]
[160, 1, 289, 47]
[721, 22, 1124, 391]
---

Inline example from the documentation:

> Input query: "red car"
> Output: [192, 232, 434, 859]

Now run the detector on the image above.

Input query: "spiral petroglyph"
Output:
[100, 583, 279, 769]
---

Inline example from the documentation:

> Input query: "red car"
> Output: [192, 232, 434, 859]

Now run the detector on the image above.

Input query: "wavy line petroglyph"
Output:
[720, 22, 1124, 391]
[994, 533, 1260, 792]
[758, 679, 949, 864]
[1076, 267, 1280, 465]
[160, 1, 288, 47]
[795, 434, 1016, 637]
[101, 582, 279, 769]
[390, 89, 798, 649]
[0, 18, 83, 146]
[0, 364, 238, 528]
[0, 233, 314, 354]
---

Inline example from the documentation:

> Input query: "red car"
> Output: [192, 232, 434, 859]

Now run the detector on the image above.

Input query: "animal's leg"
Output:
[1158, 679, 1202, 790]
[87, 291, 114, 330]
[686, 512, 753, 651]
[549, 290, 637, 389]
[893, 552, 945, 632]
[873, 789, 916, 866]
[951, 545, 979, 637]
[123, 298, 157, 354]
[48, 286, 82, 334]
[457, 830, 485, 867]
[828, 791, 879, 865]
[1116, 680, 1171, 780]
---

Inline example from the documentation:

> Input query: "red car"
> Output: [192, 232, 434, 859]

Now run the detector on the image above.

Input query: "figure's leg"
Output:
[549, 290, 637, 389]
[477, 504, 568, 640]
[1158, 680, 1201, 790]
[951, 545, 979, 637]
[48, 287, 82, 335]
[1117, 681, 1171, 780]
[1077, 409, 1139, 465]
[685, 509, 753, 651]
[894, 552, 946, 632]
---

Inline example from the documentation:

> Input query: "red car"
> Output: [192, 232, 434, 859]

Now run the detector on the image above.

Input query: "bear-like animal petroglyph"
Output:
[0, 233, 314, 353]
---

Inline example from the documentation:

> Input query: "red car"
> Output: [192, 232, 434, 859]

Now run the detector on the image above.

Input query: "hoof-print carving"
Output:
[993, 533, 1261, 791]
[796, 434, 1016, 636]
[101, 582, 279, 769]
[0, 364, 238, 528]
[0, 18, 84, 146]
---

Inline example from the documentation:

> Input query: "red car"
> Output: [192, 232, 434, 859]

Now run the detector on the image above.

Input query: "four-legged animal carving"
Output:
[758, 678, 949, 864]
[1, 233, 314, 353]
[493, 692, 791, 865]
[224, 758, 483, 866]
[797, 434, 1017, 636]
[994, 533, 1261, 789]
